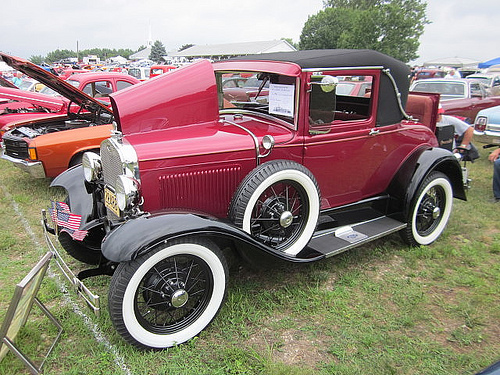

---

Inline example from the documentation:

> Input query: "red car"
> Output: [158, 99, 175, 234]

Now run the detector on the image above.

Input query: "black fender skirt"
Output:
[101, 212, 325, 264]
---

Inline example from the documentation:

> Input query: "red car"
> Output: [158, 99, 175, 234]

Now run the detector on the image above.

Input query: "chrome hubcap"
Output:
[280, 211, 294, 228]
[171, 289, 189, 308]
[432, 206, 441, 220]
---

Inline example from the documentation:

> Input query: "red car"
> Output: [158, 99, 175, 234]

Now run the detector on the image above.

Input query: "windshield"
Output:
[38, 86, 59, 96]
[467, 76, 492, 85]
[128, 68, 149, 79]
[18, 80, 35, 91]
[216, 71, 296, 125]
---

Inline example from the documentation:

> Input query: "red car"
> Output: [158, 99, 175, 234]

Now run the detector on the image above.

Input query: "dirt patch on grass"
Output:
[244, 316, 333, 369]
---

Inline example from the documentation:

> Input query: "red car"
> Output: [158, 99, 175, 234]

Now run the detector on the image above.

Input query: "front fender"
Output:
[50, 165, 94, 223]
[388, 146, 466, 218]
[101, 212, 325, 264]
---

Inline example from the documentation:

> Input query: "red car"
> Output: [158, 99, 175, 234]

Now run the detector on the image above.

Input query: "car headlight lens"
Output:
[82, 152, 102, 182]
[115, 175, 138, 211]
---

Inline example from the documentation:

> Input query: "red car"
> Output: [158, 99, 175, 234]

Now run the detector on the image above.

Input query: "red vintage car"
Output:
[0, 53, 138, 178]
[44, 50, 465, 349]
[149, 65, 177, 78]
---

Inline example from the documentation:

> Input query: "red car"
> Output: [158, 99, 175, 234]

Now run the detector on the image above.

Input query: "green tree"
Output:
[29, 55, 45, 65]
[299, 0, 429, 62]
[149, 40, 167, 63]
[46, 49, 76, 63]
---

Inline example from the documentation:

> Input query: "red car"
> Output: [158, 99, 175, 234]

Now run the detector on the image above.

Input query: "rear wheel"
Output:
[108, 238, 228, 349]
[401, 171, 453, 246]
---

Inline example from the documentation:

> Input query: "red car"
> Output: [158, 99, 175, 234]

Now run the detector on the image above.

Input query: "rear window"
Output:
[412, 81, 465, 100]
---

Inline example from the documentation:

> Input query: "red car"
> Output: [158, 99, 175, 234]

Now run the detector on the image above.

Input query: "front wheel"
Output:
[229, 160, 320, 256]
[401, 171, 453, 246]
[108, 238, 228, 349]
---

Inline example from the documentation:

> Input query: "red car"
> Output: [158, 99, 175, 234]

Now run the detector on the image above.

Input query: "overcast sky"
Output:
[1, 0, 498, 65]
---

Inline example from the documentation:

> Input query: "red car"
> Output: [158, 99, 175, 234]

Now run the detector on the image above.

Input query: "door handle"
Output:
[369, 129, 380, 136]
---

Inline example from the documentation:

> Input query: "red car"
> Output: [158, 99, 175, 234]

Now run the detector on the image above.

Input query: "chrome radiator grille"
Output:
[100, 138, 123, 187]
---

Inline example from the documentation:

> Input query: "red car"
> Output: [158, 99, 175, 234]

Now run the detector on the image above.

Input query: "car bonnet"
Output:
[0, 52, 112, 116]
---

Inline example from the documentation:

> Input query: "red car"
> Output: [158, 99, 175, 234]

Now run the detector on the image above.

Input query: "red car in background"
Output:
[149, 65, 176, 78]
[38, 72, 139, 102]
[1, 71, 139, 139]
[57, 68, 89, 79]
[0, 53, 140, 178]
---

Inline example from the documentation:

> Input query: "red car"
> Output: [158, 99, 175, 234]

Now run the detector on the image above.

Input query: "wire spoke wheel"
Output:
[229, 160, 320, 256]
[249, 180, 309, 250]
[108, 239, 227, 349]
[415, 185, 445, 236]
[401, 171, 453, 246]
[135, 253, 213, 334]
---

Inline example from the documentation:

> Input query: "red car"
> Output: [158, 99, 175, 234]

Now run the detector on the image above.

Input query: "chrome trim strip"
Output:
[0, 92, 64, 107]
[302, 66, 384, 72]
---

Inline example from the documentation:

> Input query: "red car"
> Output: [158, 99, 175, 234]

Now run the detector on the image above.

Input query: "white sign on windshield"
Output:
[269, 84, 294, 117]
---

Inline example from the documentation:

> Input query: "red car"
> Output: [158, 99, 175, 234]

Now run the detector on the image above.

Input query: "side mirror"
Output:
[319, 76, 339, 93]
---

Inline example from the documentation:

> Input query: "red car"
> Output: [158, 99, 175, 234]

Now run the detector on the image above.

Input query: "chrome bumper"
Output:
[473, 130, 500, 146]
[1, 153, 46, 178]
[41, 210, 100, 316]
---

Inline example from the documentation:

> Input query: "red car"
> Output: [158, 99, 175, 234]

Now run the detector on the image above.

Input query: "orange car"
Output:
[0, 52, 128, 178]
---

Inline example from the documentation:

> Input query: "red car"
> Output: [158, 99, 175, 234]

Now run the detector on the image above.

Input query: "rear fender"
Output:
[101, 212, 324, 264]
[387, 147, 466, 218]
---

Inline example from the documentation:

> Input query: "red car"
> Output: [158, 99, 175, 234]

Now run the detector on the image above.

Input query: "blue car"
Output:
[474, 105, 500, 147]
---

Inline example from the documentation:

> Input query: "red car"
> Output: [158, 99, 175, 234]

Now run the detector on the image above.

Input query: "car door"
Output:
[303, 72, 410, 209]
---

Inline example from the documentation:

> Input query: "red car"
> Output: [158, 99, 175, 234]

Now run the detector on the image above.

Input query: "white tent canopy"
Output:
[423, 56, 480, 68]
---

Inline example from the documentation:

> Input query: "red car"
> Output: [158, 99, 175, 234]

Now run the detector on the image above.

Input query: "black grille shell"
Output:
[3, 135, 29, 159]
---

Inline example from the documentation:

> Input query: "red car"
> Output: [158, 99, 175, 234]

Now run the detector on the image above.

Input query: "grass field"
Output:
[0, 147, 499, 375]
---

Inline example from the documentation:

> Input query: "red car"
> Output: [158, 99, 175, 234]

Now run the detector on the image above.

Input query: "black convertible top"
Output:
[231, 49, 411, 126]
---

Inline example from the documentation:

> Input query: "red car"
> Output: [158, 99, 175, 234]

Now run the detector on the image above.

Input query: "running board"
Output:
[307, 216, 406, 258]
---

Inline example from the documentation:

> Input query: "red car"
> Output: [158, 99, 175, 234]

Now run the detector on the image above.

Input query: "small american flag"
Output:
[50, 201, 88, 241]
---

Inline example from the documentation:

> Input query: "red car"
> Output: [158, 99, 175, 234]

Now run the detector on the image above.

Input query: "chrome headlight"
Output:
[82, 152, 102, 182]
[115, 175, 138, 211]
[262, 135, 275, 151]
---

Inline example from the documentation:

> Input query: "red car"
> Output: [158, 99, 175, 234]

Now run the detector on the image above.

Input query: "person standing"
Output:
[12, 72, 22, 87]
[488, 148, 500, 202]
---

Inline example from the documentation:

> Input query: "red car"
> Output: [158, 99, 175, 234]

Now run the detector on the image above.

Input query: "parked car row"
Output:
[0, 53, 139, 178]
